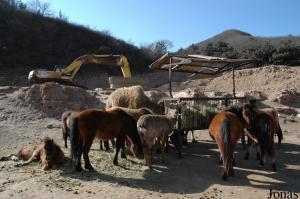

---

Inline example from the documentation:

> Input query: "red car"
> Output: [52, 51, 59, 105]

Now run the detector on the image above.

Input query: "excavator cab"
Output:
[53, 65, 67, 72]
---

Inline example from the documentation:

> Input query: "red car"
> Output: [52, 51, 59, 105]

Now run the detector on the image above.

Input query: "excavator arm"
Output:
[61, 54, 132, 81]
[28, 54, 132, 85]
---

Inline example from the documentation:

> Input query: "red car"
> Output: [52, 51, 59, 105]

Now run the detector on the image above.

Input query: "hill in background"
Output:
[179, 29, 300, 66]
[193, 29, 300, 49]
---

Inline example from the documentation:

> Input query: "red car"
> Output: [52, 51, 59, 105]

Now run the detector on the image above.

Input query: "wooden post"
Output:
[169, 58, 173, 98]
[232, 67, 236, 97]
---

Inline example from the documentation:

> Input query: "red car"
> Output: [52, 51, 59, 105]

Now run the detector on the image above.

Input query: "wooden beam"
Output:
[232, 67, 236, 97]
[169, 58, 173, 98]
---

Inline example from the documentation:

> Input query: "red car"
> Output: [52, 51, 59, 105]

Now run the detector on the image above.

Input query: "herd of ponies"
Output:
[0, 86, 283, 180]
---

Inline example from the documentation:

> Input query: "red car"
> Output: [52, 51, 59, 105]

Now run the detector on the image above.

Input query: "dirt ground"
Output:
[0, 86, 299, 199]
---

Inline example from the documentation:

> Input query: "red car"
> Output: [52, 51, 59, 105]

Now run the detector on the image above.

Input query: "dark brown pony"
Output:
[248, 99, 283, 145]
[209, 111, 244, 180]
[242, 105, 277, 171]
[61, 110, 115, 151]
[69, 108, 143, 171]
[225, 104, 283, 147]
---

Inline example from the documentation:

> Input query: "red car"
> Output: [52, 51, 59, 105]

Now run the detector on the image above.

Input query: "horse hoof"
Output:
[256, 153, 261, 160]
[177, 153, 183, 159]
[121, 154, 127, 159]
[113, 160, 118, 165]
[244, 153, 249, 160]
[218, 160, 223, 165]
[85, 165, 94, 171]
[259, 160, 264, 166]
[233, 159, 236, 167]
[272, 163, 277, 172]
[192, 139, 197, 143]
[230, 170, 235, 176]
[75, 166, 83, 172]
[222, 174, 228, 181]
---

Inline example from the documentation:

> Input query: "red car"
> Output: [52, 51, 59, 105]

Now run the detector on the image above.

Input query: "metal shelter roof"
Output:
[149, 53, 259, 75]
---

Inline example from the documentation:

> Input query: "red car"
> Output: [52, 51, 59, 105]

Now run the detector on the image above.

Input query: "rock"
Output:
[46, 124, 53, 129]
[66, 188, 72, 192]
[275, 107, 298, 116]
[239, 90, 266, 100]
[174, 88, 206, 98]
[204, 91, 224, 98]
[276, 89, 300, 107]
[145, 90, 169, 103]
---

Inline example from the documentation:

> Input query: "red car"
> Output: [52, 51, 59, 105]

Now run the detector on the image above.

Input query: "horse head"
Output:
[242, 104, 256, 131]
[43, 137, 56, 161]
[130, 139, 144, 159]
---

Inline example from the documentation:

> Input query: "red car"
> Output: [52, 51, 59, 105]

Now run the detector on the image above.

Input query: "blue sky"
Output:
[25, 0, 300, 50]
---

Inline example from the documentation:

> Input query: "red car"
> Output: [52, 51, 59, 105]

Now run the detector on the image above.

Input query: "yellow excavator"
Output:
[28, 54, 132, 86]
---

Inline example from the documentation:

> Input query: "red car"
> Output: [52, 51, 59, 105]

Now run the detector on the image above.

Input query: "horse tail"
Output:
[220, 117, 232, 177]
[277, 123, 283, 145]
[260, 115, 273, 156]
[69, 116, 80, 165]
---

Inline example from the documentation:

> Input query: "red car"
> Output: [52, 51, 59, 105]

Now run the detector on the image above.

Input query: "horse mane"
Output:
[139, 107, 154, 115]
[224, 105, 245, 124]
[43, 137, 64, 156]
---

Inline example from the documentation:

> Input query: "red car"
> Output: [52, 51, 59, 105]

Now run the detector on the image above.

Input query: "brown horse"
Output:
[249, 99, 283, 145]
[242, 105, 277, 171]
[137, 114, 173, 169]
[225, 104, 283, 147]
[0, 137, 64, 170]
[69, 108, 143, 171]
[258, 108, 283, 145]
[209, 111, 244, 180]
[61, 110, 115, 150]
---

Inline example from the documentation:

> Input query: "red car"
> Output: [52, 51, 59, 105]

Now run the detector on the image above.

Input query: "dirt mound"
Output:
[161, 65, 300, 106]
[13, 82, 104, 118]
[206, 65, 300, 96]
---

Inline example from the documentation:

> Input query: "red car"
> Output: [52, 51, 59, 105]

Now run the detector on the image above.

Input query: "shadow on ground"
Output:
[59, 137, 300, 194]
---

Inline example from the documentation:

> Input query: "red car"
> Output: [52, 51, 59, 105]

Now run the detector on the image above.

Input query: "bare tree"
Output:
[140, 39, 173, 59]
[58, 9, 68, 21]
[27, 0, 52, 16]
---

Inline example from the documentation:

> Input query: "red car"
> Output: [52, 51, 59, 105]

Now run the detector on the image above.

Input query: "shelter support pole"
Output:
[169, 58, 173, 98]
[232, 67, 236, 97]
